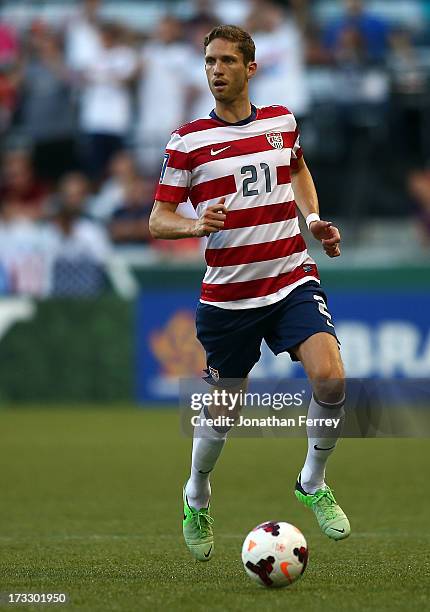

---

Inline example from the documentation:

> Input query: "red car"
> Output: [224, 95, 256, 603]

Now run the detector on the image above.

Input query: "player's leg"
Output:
[183, 303, 262, 561]
[293, 332, 350, 539]
[295, 332, 345, 493]
[183, 378, 246, 561]
[264, 281, 350, 539]
[185, 378, 247, 511]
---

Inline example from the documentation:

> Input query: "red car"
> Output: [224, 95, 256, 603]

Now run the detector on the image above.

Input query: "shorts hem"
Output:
[271, 329, 339, 361]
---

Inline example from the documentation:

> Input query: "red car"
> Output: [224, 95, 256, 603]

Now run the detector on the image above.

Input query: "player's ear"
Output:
[247, 61, 257, 80]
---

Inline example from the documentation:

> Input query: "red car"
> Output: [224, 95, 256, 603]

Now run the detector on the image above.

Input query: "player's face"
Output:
[205, 39, 256, 103]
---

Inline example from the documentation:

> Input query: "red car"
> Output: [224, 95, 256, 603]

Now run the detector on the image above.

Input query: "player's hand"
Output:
[310, 220, 341, 258]
[193, 198, 228, 237]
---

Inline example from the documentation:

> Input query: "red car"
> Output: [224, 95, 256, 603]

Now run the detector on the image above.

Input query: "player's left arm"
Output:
[291, 156, 341, 258]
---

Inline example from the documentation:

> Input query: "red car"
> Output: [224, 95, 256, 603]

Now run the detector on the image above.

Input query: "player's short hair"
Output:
[204, 25, 256, 65]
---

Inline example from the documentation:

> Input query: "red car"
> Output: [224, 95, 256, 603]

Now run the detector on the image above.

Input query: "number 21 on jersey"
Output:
[241, 163, 272, 196]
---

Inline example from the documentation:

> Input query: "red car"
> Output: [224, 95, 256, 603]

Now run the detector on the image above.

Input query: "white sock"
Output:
[185, 407, 229, 509]
[300, 394, 345, 494]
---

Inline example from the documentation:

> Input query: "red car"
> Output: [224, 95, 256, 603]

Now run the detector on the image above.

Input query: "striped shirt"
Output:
[155, 104, 319, 310]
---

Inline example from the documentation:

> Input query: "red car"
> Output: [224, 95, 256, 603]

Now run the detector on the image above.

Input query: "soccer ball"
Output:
[241, 521, 308, 588]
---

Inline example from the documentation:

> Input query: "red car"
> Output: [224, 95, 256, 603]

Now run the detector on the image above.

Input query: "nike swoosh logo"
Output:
[331, 528, 345, 533]
[210, 146, 230, 156]
[198, 469, 212, 474]
[314, 444, 336, 451]
[204, 545, 213, 558]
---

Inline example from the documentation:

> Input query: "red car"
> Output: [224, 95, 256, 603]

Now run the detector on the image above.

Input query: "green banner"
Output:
[0, 297, 132, 403]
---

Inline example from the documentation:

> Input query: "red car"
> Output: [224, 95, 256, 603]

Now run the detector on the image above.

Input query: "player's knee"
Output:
[309, 362, 345, 404]
[309, 359, 343, 380]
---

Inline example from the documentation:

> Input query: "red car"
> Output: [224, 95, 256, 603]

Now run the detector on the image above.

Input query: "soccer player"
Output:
[149, 25, 350, 562]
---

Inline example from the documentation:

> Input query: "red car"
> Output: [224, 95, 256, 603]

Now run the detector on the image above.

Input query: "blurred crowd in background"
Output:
[1, 0, 430, 296]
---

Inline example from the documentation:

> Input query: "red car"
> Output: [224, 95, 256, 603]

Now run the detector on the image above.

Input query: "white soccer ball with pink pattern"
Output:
[241, 521, 308, 588]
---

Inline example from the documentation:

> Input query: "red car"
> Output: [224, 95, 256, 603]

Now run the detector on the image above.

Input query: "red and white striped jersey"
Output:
[155, 104, 319, 310]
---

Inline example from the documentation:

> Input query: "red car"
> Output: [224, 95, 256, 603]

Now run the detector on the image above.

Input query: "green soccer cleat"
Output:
[182, 488, 214, 561]
[295, 475, 351, 541]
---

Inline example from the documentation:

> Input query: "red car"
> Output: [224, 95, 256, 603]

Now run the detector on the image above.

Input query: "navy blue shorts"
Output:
[196, 281, 338, 384]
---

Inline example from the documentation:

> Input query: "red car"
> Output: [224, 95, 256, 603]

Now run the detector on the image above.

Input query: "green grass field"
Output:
[0, 408, 429, 611]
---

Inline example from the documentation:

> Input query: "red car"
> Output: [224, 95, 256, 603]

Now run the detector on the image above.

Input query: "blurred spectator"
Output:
[0, 64, 19, 134]
[285, 0, 312, 33]
[323, 0, 390, 64]
[48, 172, 110, 295]
[388, 28, 428, 96]
[17, 25, 77, 182]
[330, 22, 389, 109]
[0, 21, 19, 65]
[90, 149, 139, 221]
[387, 28, 429, 163]
[0, 215, 54, 296]
[0, 147, 54, 296]
[136, 16, 193, 172]
[79, 22, 137, 179]
[246, 0, 310, 118]
[408, 167, 430, 246]
[65, 0, 102, 72]
[0, 21, 19, 134]
[49, 173, 109, 262]
[0, 149, 49, 221]
[187, 0, 220, 28]
[109, 176, 153, 246]
[49, 171, 91, 218]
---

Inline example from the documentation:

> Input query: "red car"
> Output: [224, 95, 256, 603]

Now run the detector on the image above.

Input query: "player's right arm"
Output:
[151, 128, 227, 239]
[149, 198, 227, 239]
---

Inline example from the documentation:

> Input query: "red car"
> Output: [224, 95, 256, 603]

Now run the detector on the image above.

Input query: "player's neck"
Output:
[214, 96, 252, 124]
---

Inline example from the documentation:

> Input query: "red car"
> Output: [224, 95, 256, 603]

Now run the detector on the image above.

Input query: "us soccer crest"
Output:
[265, 132, 284, 149]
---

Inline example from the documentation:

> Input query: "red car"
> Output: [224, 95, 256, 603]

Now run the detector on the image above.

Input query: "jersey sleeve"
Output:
[290, 122, 303, 171]
[155, 132, 191, 204]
